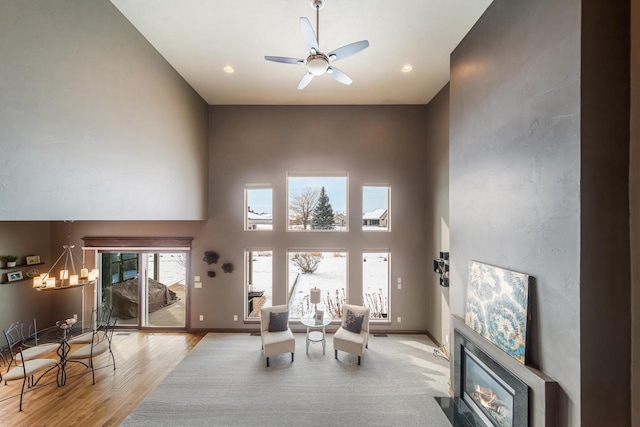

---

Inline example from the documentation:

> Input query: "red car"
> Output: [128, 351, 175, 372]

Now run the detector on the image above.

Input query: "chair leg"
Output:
[358, 356, 361, 365]
[291, 352, 294, 362]
[110, 348, 116, 370]
[266, 357, 269, 367]
[18, 376, 27, 412]
[335, 349, 338, 359]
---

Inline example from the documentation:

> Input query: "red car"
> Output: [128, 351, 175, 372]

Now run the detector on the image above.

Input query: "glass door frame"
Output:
[81, 237, 192, 331]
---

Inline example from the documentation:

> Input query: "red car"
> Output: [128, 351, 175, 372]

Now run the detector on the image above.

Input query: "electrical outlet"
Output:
[199, 314, 204, 321]
[397, 316, 402, 323]
[398, 277, 402, 284]
[397, 283, 402, 290]
[233, 315, 238, 321]
[445, 334, 449, 344]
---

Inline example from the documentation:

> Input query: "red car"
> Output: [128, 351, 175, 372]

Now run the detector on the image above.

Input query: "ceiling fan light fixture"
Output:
[401, 65, 413, 73]
[306, 55, 329, 75]
[223, 65, 235, 74]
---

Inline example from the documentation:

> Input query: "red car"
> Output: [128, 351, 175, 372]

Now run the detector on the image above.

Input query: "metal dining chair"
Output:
[3, 320, 59, 372]
[68, 304, 113, 345]
[3, 347, 60, 411]
[66, 316, 117, 384]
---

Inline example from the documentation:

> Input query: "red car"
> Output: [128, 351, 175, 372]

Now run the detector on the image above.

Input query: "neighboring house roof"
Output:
[363, 209, 387, 220]
[247, 212, 272, 220]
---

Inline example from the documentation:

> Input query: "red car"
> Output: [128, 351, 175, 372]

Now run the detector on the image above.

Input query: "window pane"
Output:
[363, 186, 389, 231]
[288, 250, 347, 319]
[288, 175, 347, 231]
[246, 187, 272, 230]
[363, 252, 389, 319]
[246, 250, 272, 318]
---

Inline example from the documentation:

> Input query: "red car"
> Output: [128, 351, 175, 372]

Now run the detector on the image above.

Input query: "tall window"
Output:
[245, 186, 273, 230]
[363, 251, 390, 320]
[287, 250, 347, 319]
[363, 185, 390, 231]
[245, 250, 273, 319]
[287, 174, 348, 231]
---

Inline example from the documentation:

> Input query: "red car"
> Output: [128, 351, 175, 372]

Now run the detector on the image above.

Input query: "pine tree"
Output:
[311, 186, 335, 230]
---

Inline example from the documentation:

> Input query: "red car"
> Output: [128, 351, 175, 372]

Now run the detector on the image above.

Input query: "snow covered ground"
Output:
[250, 252, 388, 319]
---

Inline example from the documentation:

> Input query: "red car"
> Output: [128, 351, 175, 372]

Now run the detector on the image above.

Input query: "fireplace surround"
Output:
[440, 315, 558, 427]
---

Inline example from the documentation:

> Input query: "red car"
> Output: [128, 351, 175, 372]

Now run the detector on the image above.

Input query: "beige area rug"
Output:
[122, 333, 452, 426]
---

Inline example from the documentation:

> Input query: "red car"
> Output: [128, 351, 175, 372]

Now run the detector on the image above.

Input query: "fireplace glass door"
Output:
[462, 347, 515, 427]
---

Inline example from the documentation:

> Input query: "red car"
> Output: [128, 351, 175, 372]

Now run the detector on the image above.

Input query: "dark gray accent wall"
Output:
[424, 85, 451, 348]
[579, 0, 630, 424]
[631, 0, 640, 424]
[450, 0, 631, 425]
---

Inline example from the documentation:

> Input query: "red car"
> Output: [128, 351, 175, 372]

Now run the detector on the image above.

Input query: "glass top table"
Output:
[23, 319, 87, 385]
[301, 316, 331, 355]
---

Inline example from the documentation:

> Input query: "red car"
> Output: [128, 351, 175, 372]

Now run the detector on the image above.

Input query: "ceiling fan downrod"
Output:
[311, 0, 324, 49]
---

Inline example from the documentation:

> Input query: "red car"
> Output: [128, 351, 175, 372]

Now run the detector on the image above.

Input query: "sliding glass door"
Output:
[98, 251, 187, 329]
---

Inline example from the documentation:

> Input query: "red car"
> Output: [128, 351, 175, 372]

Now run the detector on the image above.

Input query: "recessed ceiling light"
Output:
[401, 65, 413, 73]
[223, 65, 234, 74]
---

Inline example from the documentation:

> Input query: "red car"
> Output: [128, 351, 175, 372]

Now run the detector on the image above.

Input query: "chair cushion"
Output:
[68, 341, 110, 360]
[343, 309, 364, 334]
[4, 358, 58, 382]
[268, 311, 288, 332]
[262, 329, 295, 358]
[18, 343, 59, 361]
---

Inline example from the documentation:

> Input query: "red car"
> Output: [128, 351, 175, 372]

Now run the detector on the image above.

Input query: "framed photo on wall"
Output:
[26, 255, 41, 265]
[7, 271, 23, 282]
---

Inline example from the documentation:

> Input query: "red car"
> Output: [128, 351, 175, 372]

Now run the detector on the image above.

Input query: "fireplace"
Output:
[438, 315, 558, 427]
[461, 343, 528, 426]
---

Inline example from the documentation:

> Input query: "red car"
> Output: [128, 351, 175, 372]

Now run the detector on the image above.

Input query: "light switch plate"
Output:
[195, 282, 202, 288]
[194, 275, 201, 282]
[199, 314, 204, 321]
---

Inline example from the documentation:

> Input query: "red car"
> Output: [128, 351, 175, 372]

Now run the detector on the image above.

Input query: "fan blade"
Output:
[328, 40, 370, 62]
[298, 72, 314, 90]
[300, 17, 318, 54]
[327, 67, 352, 85]
[265, 56, 304, 64]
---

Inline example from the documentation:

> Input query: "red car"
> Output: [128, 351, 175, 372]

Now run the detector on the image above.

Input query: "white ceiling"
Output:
[110, 0, 492, 105]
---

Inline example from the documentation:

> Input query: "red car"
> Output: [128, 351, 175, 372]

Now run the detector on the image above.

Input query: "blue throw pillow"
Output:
[268, 311, 288, 332]
[344, 309, 364, 334]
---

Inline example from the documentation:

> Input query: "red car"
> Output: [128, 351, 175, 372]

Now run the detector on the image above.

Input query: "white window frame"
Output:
[362, 250, 391, 321]
[286, 249, 349, 320]
[245, 184, 273, 231]
[286, 172, 349, 232]
[244, 248, 273, 320]
[362, 185, 391, 232]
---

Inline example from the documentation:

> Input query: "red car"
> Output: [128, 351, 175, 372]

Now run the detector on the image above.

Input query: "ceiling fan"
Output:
[265, 0, 370, 90]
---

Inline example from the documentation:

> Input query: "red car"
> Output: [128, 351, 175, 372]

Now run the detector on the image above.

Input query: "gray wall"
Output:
[424, 85, 451, 349]
[207, 105, 432, 331]
[0, 0, 208, 220]
[631, 0, 640, 423]
[0, 222, 53, 332]
[450, 0, 631, 425]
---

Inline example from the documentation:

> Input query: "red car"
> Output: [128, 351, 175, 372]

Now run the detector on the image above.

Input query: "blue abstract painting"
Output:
[464, 261, 530, 365]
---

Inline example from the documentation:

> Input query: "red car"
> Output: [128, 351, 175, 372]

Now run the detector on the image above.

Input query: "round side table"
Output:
[301, 316, 331, 355]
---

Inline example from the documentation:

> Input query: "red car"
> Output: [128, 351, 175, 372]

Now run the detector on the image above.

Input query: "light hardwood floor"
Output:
[0, 331, 205, 426]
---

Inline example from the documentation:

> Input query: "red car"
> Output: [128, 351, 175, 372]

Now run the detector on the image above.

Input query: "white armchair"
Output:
[333, 304, 370, 365]
[260, 305, 295, 367]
